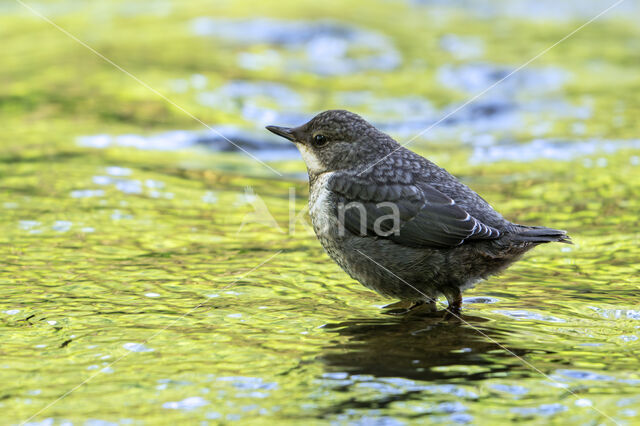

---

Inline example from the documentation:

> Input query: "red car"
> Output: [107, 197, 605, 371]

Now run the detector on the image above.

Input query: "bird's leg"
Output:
[443, 287, 462, 320]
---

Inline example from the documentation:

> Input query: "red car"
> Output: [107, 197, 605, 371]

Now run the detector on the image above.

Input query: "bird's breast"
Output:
[309, 173, 340, 239]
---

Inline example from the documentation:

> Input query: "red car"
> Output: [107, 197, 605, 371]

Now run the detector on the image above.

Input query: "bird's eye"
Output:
[313, 134, 328, 147]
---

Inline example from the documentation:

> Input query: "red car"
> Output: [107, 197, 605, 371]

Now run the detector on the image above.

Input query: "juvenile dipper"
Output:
[267, 110, 570, 315]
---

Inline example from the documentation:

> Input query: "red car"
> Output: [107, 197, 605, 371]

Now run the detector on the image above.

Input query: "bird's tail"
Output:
[512, 225, 572, 244]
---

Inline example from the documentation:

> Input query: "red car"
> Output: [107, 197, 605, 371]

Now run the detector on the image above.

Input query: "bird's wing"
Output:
[327, 173, 501, 248]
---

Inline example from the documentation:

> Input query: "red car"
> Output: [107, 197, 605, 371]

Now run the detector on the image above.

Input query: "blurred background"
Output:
[1, 0, 639, 424]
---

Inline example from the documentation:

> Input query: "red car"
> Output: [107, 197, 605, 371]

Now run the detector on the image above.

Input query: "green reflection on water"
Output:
[1, 0, 640, 424]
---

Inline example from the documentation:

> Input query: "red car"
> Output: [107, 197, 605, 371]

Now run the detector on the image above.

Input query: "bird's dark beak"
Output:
[266, 125, 296, 142]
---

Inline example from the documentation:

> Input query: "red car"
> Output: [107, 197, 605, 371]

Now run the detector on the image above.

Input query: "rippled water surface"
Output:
[1, 0, 640, 424]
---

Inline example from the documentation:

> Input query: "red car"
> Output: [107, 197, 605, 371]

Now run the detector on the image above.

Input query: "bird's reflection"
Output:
[320, 313, 534, 382]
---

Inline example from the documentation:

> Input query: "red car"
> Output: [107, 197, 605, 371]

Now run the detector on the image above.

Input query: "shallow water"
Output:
[2, 0, 640, 424]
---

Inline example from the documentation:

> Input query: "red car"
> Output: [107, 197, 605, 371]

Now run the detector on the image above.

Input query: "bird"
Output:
[266, 110, 571, 317]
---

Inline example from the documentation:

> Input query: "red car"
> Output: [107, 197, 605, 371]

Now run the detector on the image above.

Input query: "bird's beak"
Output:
[266, 125, 296, 142]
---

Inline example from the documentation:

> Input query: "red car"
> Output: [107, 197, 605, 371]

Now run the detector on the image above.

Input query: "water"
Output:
[2, 0, 640, 424]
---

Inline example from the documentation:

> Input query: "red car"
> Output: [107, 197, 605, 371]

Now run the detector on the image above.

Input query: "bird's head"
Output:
[266, 110, 396, 175]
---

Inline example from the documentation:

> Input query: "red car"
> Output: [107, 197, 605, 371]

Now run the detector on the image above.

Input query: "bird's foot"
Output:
[382, 300, 414, 315]
[442, 307, 462, 321]
[407, 300, 438, 316]
[382, 299, 437, 316]
[382, 300, 412, 310]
